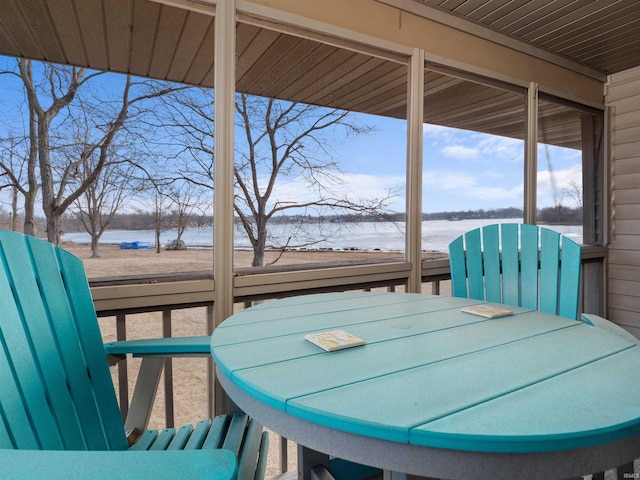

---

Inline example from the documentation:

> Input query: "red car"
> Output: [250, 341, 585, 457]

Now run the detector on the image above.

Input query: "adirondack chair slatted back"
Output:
[449, 224, 582, 320]
[0, 231, 128, 451]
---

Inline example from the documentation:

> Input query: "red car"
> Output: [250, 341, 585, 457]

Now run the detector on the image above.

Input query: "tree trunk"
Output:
[24, 102, 39, 236]
[46, 214, 61, 246]
[11, 187, 19, 232]
[90, 233, 100, 258]
[23, 191, 37, 236]
[252, 248, 263, 267]
[252, 222, 268, 267]
[36, 110, 59, 244]
[22, 193, 36, 235]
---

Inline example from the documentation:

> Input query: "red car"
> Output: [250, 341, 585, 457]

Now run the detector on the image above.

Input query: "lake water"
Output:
[62, 219, 583, 253]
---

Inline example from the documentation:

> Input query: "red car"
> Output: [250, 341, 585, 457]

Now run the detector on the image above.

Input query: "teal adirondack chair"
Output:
[449, 225, 640, 479]
[0, 230, 268, 479]
[448, 223, 582, 320]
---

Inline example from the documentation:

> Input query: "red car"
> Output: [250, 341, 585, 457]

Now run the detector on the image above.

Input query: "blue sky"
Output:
[269, 113, 583, 214]
[0, 58, 582, 217]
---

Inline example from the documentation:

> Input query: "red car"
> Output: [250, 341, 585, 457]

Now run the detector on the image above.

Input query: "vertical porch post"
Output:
[524, 82, 538, 224]
[406, 48, 424, 293]
[213, 0, 235, 415]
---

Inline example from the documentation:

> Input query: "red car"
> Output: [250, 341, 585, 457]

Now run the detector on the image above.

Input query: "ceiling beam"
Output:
[375, 0, 607, 83]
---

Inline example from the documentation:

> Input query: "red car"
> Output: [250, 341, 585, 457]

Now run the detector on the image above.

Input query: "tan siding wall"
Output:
[606, 66, 640, 337]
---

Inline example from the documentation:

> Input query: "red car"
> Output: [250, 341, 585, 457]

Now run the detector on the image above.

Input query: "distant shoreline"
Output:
[62, 219, 583, 255]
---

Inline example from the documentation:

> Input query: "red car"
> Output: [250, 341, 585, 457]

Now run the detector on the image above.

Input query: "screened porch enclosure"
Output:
[1, 0, 639, 477]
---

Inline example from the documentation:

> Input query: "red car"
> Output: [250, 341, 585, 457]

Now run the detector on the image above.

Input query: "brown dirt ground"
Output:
[61, 243, 402, 277]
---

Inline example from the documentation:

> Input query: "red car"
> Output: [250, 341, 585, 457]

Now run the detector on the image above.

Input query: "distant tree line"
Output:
[423, 206, 582, 224]
[59, 210, 213, 233]
[39, 205, 580, 235]
[256, 207, 526, 224]
[423, 207, 524, 221]
[537, 205, 583, 225]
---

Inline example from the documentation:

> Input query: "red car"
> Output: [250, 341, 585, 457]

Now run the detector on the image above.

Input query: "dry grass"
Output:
[62, 243, 401, 277]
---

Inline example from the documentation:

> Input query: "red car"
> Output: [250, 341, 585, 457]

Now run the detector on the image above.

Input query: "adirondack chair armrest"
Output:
[104, 336, 212, 434]
[0, 449, 237, 480]
[104, 335, 212, 358]
[581, 314, 640, 344]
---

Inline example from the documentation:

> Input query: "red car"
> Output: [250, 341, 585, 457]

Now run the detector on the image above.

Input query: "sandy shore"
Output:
[61, 242, 404, 277]
[62, 243, 446, 476]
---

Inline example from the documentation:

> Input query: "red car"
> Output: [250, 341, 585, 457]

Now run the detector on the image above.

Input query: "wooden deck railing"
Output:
[90, 247, 605, 475]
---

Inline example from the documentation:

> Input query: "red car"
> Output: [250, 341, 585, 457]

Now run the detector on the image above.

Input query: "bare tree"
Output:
[156, 90, 391, 266]
[0, 206, 10, 230]
[235, 94, 393, 266]
[152, 189, 169, 254]
[72, 145, 136, 257]
[0, 136, 35, 232]
[16, 59, 103, 242]
[0, 67, 38, 234]
[149, 87, 215, 190]
[0, 130, 40, 235]
[563, 179, 583, 208]
[14, 59, 187, 244]
[165, 181, 204, 249]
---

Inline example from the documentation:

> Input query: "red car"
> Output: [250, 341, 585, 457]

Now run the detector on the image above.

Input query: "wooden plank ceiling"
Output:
[417, 0, 640, 76]
[0, 0, 623, 149]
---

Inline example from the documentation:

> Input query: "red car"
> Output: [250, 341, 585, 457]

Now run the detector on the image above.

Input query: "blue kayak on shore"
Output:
[120, 241, 153, 249]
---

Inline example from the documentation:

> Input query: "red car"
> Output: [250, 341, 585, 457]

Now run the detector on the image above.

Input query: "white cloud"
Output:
[424, 169, 521, 202]
[423, 123, 452, 138]
[478, 136, 524, 163]
[467, 185, 522, 201]
[263, 172, 406, 212]
[441, 145, 478, 160]
[425, 123, 524, 165]
[422, 123, 463, 145]
[537, 164, 582, 207]
[424, 170, 477, 190]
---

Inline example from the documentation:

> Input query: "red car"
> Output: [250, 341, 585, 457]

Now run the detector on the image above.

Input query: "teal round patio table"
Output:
[211, 292, 640, 479]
